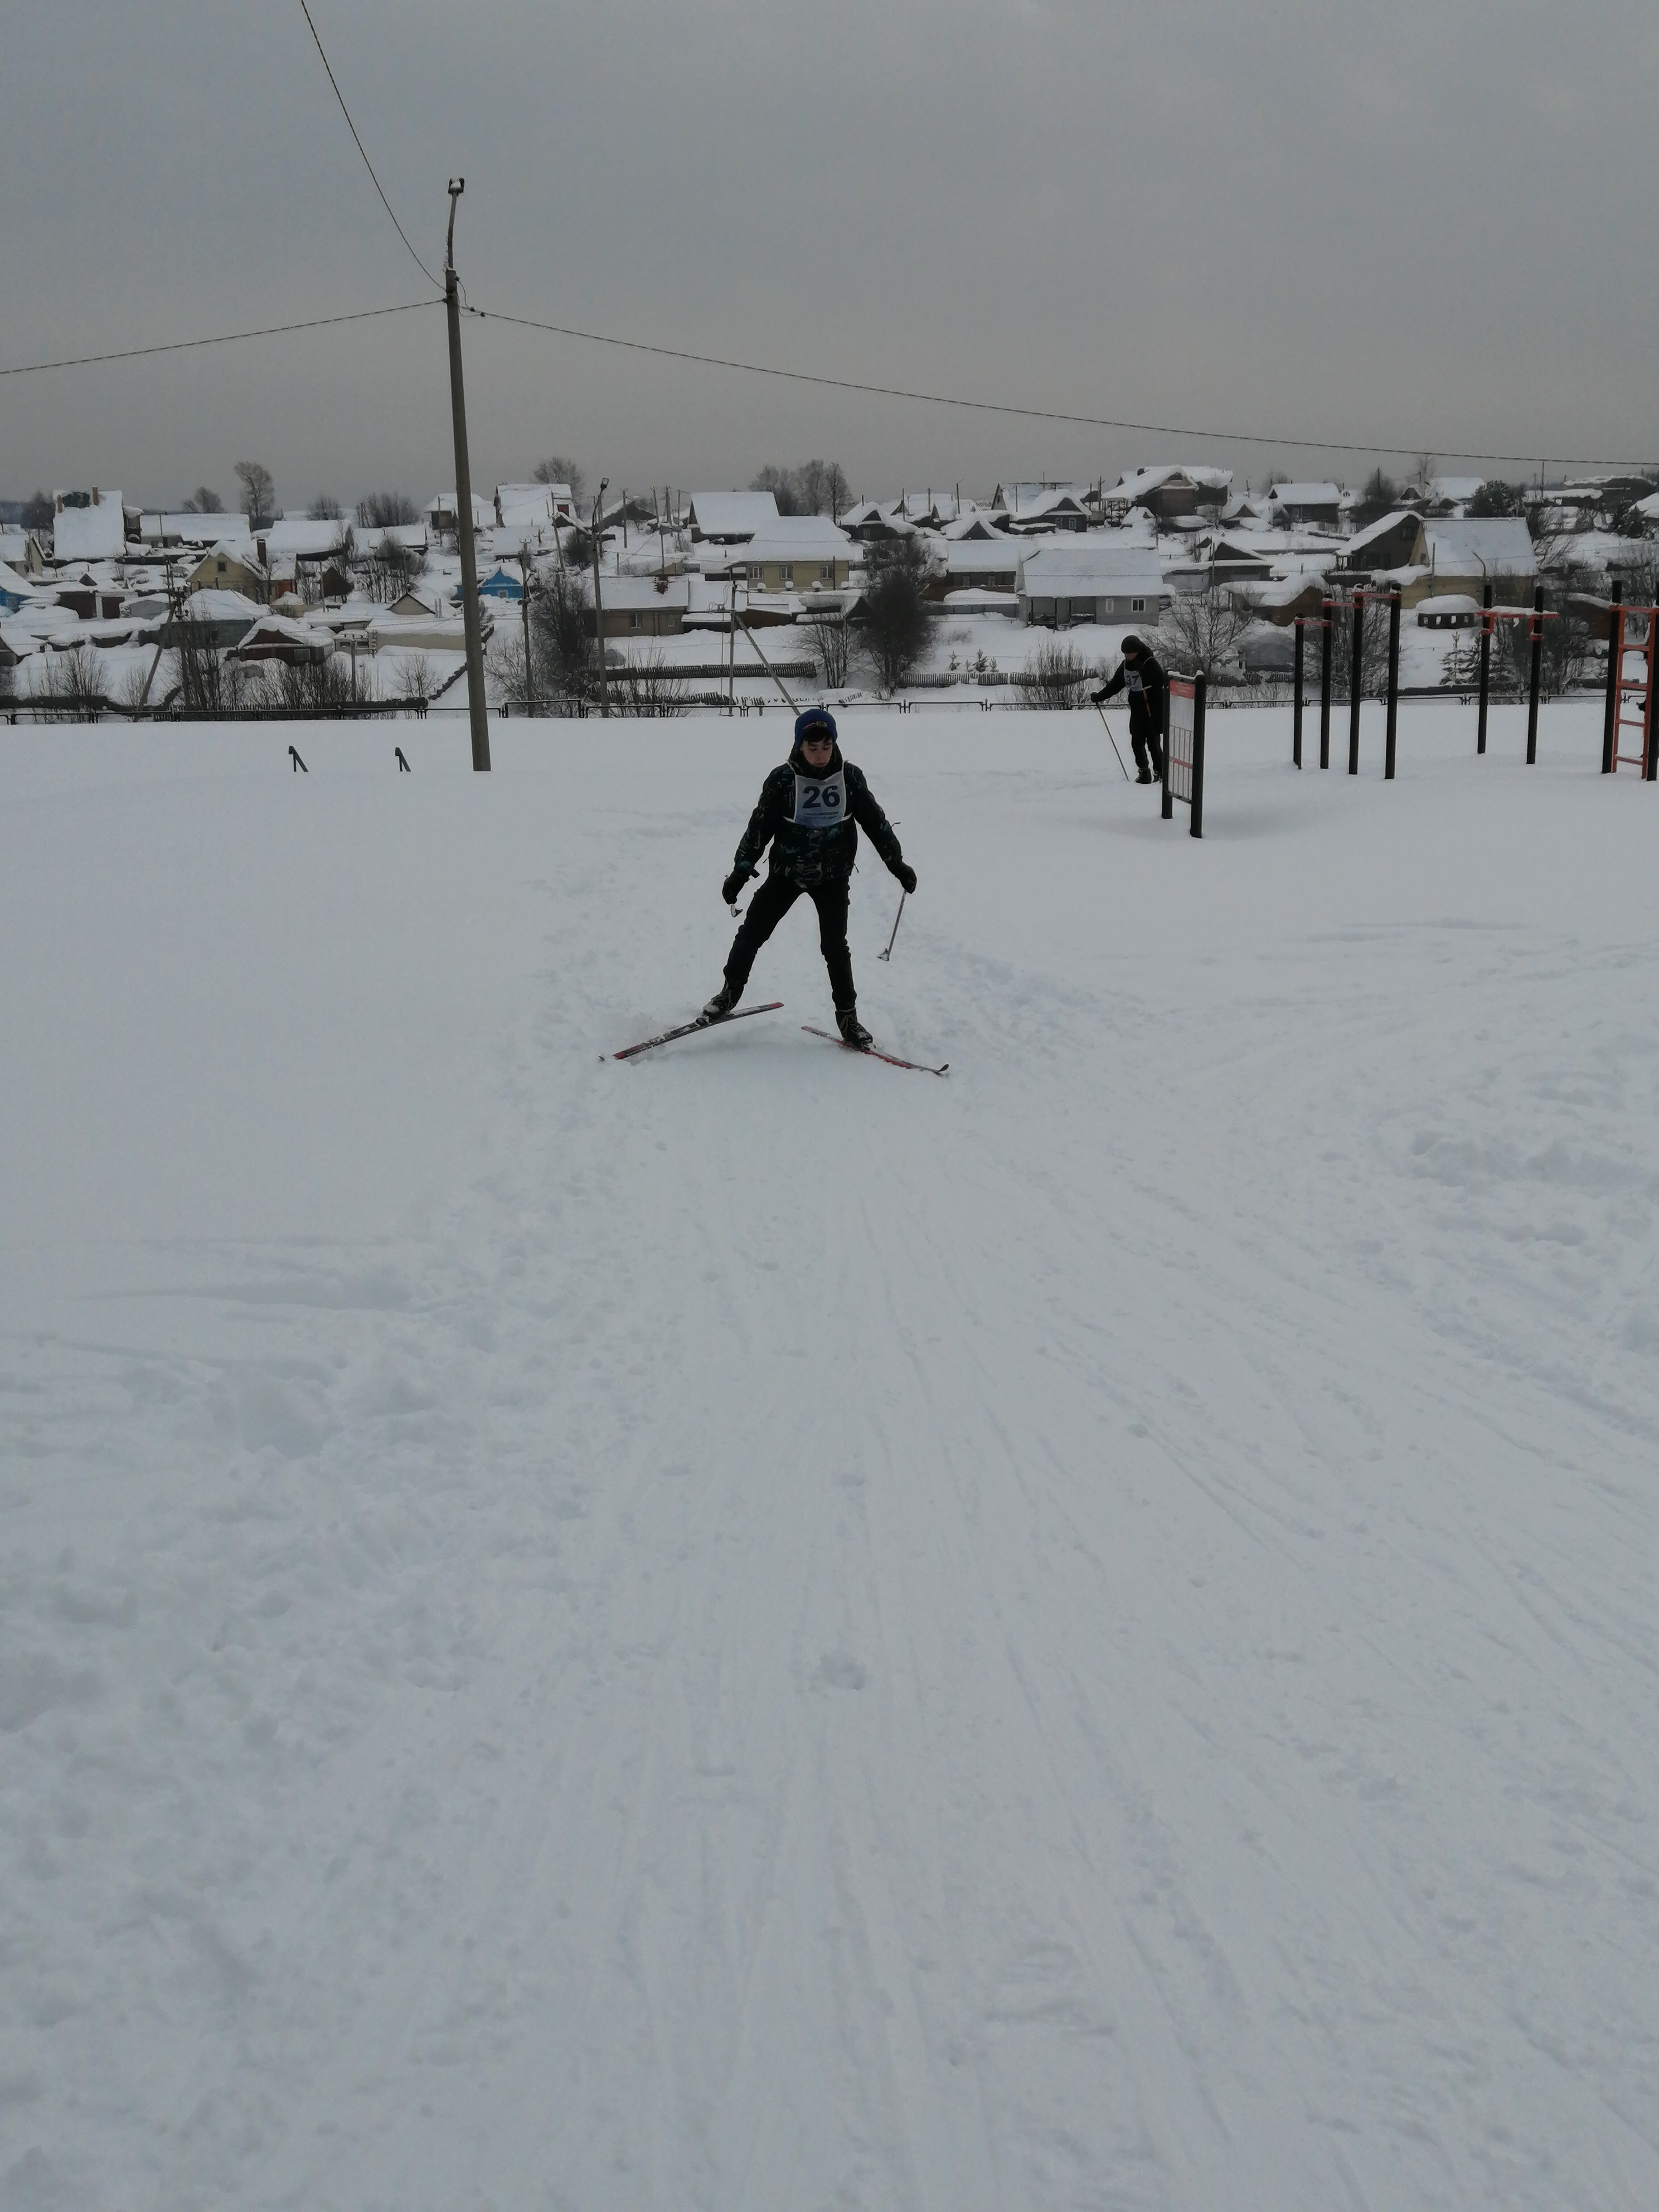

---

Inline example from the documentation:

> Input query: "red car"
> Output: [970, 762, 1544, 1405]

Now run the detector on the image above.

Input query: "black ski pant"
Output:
[725, 870, 856, 1010]
[1129, 711, 1165, 780]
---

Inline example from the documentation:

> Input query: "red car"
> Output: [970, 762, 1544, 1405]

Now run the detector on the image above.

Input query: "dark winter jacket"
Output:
[1097, 643, 1168, 742]
[731, 740, 907, 890]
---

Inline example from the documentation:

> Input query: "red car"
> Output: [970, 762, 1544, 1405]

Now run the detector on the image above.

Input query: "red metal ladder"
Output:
[1609, 604, 1659, 777]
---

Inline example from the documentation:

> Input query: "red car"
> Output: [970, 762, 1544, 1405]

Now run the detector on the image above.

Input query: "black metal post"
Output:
[1601, 579, 1623, 774]
[1293, 620, 1304, 768]
[1319, 607, 1332, 769]
[1477, 581, 1492, 755]
[1190, 671, 1207, 838]
[1160, 679, 1172, 821]
[1348, 593, 1364, 775]
[1526, 582, 1544, 764]
[1384, 590, 1401, 780]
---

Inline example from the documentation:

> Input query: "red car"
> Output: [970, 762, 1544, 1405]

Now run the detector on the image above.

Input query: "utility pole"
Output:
[444, 179, 490, 770]
[518, 546, 536, 712]
[590, 481, 609, 716]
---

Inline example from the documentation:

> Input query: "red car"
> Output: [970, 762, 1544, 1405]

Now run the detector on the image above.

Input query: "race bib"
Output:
[793, 767, 847, 833]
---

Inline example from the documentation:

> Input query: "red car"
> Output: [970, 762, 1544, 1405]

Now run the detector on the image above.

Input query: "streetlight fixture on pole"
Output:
[444, 179, 490, 771]
[590, 479, 609, 717]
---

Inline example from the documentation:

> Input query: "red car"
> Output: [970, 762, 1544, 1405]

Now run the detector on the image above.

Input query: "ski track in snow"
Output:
[1, 705, 1656, 2210]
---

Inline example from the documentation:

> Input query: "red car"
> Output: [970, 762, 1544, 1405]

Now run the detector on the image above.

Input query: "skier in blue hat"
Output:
[704, 706, 916, 1047]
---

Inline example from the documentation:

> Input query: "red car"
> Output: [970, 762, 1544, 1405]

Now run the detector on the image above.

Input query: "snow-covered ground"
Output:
[2, 700, 1656, 2210]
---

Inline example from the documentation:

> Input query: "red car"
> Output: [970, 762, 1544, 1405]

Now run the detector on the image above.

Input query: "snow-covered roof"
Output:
[233, 612, 334, 652]
[992, 486, 1091, 522]
[1017, 541, 1166, 593]
[686, 492, 781, 542]
[260, 517, 352, 559]
[992, 483, 1090, 513]
[188, 541, 265, 577]
[597, 574, 692, 611]
[180, 589, 263, 624]
[494, 484, 562, 529]
[1430, 477, 1486, 506]
[1112, 464, 1233, 499]
[1343, 510, 1427, 556]
[1423, 518, 1536, 579]
[51, 491, 126, 562]
[140, 512, 251, 547]
[424, 491, 492, 530]
[1269, 482, 1342, 510]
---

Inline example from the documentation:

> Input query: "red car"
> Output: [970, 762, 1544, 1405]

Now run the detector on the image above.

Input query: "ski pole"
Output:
[1094, 701, 1132, 781]
[878, 891, 906, 961]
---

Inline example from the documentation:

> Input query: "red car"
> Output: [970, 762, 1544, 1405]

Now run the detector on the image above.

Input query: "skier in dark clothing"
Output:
[1092, 634, 1167, 782]
[704, 705, 916, 1047]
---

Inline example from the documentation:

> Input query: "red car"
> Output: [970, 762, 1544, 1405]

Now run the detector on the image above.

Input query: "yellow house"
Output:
[186, 545, 269, 604]
[707, 518, 854, 595]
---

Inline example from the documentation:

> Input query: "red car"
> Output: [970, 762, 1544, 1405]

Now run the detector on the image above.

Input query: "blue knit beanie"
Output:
[795, 705, 837, 748]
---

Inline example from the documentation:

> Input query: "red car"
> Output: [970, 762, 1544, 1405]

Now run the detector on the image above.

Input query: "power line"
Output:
[0, 300, 442, 379]
[297, 0, 440, 290]
[459, 300, 1624, 472]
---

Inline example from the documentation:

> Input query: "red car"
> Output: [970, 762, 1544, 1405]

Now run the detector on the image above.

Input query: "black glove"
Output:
[722, 867, 750, 906]
[895, 861, 917, 895]
[1090, 685, 1108, 705]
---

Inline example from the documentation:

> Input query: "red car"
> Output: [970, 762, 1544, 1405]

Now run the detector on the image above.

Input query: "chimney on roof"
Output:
[93, 488, 100, 505]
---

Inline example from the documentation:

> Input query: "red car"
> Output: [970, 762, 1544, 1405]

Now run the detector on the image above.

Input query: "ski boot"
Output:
[702, 979, 740, 1021]
[836, 1005, 873, 1049]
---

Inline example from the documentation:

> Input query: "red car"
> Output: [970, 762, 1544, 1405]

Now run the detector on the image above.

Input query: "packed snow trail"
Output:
[2, 706, 1657, 2210]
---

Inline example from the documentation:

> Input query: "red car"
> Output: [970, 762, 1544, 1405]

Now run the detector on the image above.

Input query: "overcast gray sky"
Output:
[3, 1, 1656, 511]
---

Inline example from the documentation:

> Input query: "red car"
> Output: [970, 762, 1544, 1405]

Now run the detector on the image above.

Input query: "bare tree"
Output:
[1158, 578, 1244, 680]
[857, 537, 934, 693]
[356, 490, 420, 529]
[38, 643, 109, 720]
[397, 652, 434, 705]
[808, 608, 851, 687]
[356, 531, 424, 604]
[308, 492, 343, 520]
[235, 461, 276, 530]
[1322, 591, 1393, 701]
[615, 650, 690, 717]
[1013, 638, 1092, 709]
[487, 628, 532, 709]
[20, 490, 53, 531]
[749, 459, 850, 518]
[276, 653, 355, 711]
[528, 566, 599, 701]
[751, 464, 803, 515]
[533, 455, 586, 505]
[181, 486, 225, 514]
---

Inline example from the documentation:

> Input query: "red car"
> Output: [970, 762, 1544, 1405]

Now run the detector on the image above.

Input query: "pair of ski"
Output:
[613, 1002, 947, 1076]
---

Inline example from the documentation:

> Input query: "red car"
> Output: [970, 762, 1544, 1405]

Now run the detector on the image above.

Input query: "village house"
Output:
[683, 492, 780, 544]
[423, 491, 492, 543]
[140, 512, 252, 551]
[51, 489, 127, 564]
[592, 573, 691, 639]
[1420, 517, 1537, 601]
[698, 516, 853, 594]
[1017, 541, 1168, 628]
[1338, 510, 1428, 577]
[989, 485, 1091, 533]
[1268, 482, 1343, 529]
[1107, 465, 1233, 522]
[186, 545, 270, 603]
